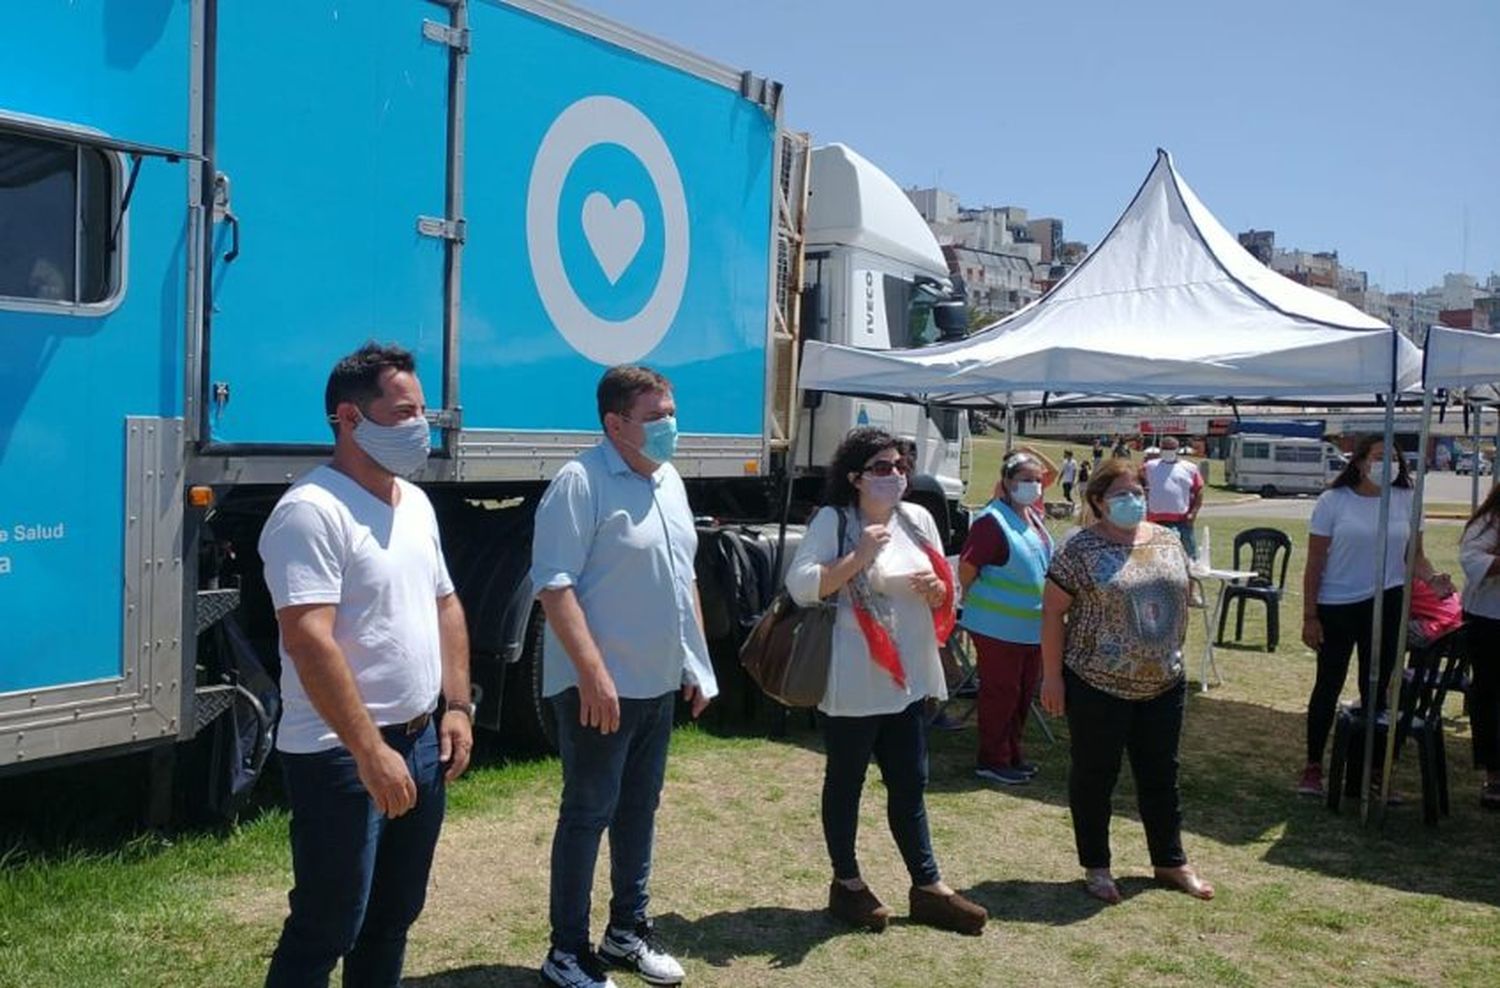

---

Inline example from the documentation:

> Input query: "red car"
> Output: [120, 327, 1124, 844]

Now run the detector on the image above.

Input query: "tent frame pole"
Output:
[1004, 392, 1015, 455]
[1375, 386, 1434, 823]
[1359, 358, 1400, 824]
[1473, 399, 1483, 513]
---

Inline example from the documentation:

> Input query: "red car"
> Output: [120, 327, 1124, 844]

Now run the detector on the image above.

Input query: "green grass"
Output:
[2, 516, 1496, 987]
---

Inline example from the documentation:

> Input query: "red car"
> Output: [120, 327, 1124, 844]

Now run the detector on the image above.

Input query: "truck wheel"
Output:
[1259, 485, 1278, 498]
[502, 603, 557, 754]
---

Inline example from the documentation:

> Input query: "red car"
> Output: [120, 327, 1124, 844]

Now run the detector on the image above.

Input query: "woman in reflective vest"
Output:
[958, 449, 1055, 785]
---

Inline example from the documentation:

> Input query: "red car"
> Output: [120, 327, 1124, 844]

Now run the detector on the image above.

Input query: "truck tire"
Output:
[501, 603, 557, 754]
[1259, 484, 1278, 498]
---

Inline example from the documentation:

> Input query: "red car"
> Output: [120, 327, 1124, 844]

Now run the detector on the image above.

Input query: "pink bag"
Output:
[1408, 579, 1462, 648]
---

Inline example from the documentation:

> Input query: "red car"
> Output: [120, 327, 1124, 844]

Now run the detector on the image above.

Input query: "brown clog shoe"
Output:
[909, 886, 988, 936]
[828, 880, 893, 932]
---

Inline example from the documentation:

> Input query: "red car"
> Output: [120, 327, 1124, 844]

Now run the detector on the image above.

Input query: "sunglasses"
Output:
[862, 460, 907, 477]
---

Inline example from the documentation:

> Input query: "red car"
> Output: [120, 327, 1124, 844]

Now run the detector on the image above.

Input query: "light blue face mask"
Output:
[1367, 458, 1394, 486]
[639, 415, 679, 464]
[1106, 492, 1147, 528]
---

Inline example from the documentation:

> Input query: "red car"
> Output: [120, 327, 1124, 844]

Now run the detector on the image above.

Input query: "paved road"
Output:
[1200, 470, 1493, 522]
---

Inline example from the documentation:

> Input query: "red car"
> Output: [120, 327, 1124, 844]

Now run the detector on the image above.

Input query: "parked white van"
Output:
[1225, 435, 1345, 496]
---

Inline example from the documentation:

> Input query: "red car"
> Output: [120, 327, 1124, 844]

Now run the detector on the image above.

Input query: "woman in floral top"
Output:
[1040, 457, 1213, 905]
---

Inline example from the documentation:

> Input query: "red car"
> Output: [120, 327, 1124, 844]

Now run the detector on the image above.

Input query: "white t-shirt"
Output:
[1308, 485, 1418, 605]
[1060, 459, 1078, 484]
[259, 465, 455, 753]
[785, 504, 947, 717]
[1144, 458, 1203, 521]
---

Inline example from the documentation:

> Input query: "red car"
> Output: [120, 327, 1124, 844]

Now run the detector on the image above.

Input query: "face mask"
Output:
[629, 415, 679, 464]
[1105, 493, 1146, 528]
[1162, 451, 1179, 463]
[862, 473, 907, 508]
[1366, 459, 1394, 486]
[353, 413, 431, 477]
[1010, 480, 1043, 506]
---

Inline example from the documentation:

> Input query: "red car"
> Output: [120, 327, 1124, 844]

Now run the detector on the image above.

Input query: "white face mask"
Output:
[353, 413, 431, 476]
[1010, 480, 1043, 506]
[1162, 450, 1179, 463]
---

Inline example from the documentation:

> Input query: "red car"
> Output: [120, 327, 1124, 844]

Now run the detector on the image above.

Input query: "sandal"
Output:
[1083, 869, 1121, 905]
[1154, 865, 1215, 901]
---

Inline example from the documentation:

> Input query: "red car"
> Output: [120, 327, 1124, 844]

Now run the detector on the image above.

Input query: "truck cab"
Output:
[796, 144, 969, 535]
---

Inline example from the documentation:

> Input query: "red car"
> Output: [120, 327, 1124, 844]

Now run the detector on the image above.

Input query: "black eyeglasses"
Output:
[863, 460, 907, 477]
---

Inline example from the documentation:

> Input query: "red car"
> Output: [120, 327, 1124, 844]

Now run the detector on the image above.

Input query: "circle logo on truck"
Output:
[526, 96, 690, 365]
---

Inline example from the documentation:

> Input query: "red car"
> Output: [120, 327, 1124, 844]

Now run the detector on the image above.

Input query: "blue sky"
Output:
[581, 0, 1499, 292]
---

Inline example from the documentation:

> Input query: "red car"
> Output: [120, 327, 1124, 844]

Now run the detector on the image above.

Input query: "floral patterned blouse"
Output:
[1047, 525, 1189, 700]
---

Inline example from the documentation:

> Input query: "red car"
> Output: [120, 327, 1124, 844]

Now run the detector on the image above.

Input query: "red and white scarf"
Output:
[842, 506, 956, 690]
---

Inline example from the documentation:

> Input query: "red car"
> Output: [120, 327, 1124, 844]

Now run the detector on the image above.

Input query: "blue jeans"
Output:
[265, 720, 446, 988]
[1163, 520, 1197, 560]
[549, 688, 675, 955]
[820, 700, 942, 887]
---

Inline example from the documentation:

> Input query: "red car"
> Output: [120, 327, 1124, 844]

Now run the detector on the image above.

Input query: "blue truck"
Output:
[0, 0, 969, 814]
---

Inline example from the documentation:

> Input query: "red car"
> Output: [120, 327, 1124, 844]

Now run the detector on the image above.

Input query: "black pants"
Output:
[820, 700, 941, 887]
[1306, 587, 1403, 765]
[1062, 481, 1074, 502]
[1465, 613, 1500, 771]
[1064, 669, 1187, 870]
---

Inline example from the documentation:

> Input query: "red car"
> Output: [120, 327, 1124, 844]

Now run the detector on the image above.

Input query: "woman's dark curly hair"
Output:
[823, 427, 901, 507]
[1329, 433, 1411, 490]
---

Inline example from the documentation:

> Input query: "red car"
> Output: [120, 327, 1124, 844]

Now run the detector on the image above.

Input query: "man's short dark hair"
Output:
[597, 365, 672, 426]
[324, 342, 417, 437]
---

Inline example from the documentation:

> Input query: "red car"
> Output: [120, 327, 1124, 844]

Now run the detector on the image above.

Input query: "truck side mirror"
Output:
[934, 299, 968, 340]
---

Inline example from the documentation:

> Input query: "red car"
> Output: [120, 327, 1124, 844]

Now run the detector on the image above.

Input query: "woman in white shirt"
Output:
[1297, 436, 1451, 798]
[1459, 486, 1500, 809]
[787, 428, 987, 937]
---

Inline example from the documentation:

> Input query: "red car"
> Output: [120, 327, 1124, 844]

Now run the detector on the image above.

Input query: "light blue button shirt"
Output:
[530, 439, 718, 700]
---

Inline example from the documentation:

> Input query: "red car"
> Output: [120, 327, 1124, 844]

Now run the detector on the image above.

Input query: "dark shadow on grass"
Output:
[655, 906, 846, 969]
[403, 965, 540, 987]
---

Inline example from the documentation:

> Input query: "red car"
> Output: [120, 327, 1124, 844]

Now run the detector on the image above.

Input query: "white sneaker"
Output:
[600, 920, 685, 986]
[541, 948, 619, 988]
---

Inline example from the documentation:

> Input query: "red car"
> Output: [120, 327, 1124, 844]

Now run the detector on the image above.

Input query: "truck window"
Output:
[883, 274, 942, 348]
[1273, 445, 1322, 464]
[0, 132, 118, 307]
[1241, 441, 1270, 459]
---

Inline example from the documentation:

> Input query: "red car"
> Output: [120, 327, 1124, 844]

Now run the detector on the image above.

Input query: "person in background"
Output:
[1112, 436, 1131, 459]
[1459, 485, 1500, 809]
[1059, 450, 1079, 503]
[1143, 437, 1204, 561]
[1039, 457, 1211, 906]
[786, 428, 988, 936]
[1092, 439, 1105, 465]
[1297, 435, 1453, 798]
[1077, 457, 1092, 489]
[959, 452, 1055, 785]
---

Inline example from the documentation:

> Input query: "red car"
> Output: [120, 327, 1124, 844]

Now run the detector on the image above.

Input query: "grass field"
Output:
[2, 512, 1497, 987]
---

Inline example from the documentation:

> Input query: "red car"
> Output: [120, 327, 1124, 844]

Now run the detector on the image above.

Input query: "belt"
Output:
[383, 704, 438, 737]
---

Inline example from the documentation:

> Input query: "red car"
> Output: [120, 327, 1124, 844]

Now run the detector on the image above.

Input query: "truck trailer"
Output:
[0, 0, 969, 814]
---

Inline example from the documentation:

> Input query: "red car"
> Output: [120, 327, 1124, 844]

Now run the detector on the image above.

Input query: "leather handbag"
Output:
[738, 509, 847, 708]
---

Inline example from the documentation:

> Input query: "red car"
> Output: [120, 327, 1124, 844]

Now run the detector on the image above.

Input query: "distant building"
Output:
[1027, 218, 1064, 264]
[1238, 229, 1276, 265]
[1442, 272, 1479, 310]
[943, 244, 1038, 321]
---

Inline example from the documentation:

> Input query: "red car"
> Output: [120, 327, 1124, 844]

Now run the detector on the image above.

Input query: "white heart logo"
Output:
[581, 192, 645, 285]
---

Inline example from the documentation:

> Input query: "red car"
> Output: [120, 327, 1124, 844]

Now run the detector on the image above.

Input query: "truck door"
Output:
[204, 2, 453, 445]
[0, 0, 194, 766]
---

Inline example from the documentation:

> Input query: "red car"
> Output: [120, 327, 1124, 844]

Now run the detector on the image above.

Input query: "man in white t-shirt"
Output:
[1059, 450, 1079, 502]
[1143, 436, 1204, 559]
[259, 342, 472, 987]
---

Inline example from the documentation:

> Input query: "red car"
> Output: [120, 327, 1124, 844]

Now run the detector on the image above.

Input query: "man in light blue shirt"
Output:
[530, 364, 717, 988]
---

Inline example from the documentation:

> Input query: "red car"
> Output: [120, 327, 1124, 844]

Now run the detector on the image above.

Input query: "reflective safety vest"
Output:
[961, 499, 1053, 645]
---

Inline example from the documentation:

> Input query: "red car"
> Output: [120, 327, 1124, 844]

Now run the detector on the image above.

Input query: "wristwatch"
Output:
[444, 698, 475, 720]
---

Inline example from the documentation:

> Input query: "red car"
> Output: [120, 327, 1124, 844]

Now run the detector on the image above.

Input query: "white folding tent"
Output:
[800, 149, 1421, 402]
[799, 148, 1425, 825]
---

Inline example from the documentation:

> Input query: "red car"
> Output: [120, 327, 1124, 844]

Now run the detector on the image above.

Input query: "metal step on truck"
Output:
[0, 0, 970, 818]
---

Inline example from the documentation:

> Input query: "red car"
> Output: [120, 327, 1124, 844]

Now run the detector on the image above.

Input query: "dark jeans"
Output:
[1161, 520, 1197, 560]
[1306, 587, 1403, 765]
[1062, 481, 1074, 502]
[1064, 668, 1187, 870]
[1465, 613, 1500, 771]
[820, 700, 941, 887]
[266, 720, 446, 988]
[549, 688, 675, 955]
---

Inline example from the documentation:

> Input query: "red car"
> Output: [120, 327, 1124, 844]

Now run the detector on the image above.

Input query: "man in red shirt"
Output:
[1142, 436, 1203, 560]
